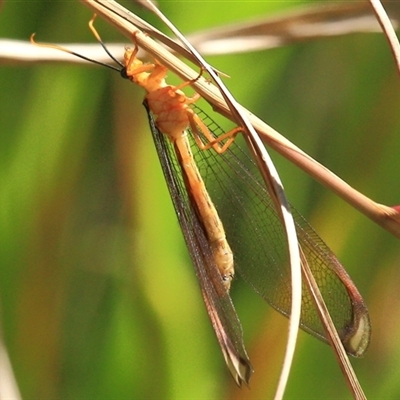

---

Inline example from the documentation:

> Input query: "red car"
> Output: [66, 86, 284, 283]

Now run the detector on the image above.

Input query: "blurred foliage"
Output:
[1, 1, 400, 399]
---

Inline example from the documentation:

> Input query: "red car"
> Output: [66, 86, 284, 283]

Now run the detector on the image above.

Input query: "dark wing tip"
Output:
[343, 310, 371, 357]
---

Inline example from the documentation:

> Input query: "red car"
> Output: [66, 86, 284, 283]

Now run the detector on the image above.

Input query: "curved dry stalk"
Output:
[132, 1, 302, 398]
[369, 0, 400, 77]
[79, 0, 400, 240]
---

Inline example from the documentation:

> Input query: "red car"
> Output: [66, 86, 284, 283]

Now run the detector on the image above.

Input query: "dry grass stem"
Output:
[369, 0, 400, 76]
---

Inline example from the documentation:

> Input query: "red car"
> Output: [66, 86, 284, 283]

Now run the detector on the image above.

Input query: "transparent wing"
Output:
[145, 101, 253, 386]
[188, 105, 370, 357]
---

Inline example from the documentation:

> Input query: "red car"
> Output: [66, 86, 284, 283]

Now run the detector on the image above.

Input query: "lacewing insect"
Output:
[30, 15, 371, 386]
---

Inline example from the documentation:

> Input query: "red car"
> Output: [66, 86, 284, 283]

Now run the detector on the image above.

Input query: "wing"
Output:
[144, 101, 253, 386]
[188, 105, 370, 357]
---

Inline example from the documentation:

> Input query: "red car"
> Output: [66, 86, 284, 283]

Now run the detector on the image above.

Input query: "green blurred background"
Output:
[1, 1, 400, 399]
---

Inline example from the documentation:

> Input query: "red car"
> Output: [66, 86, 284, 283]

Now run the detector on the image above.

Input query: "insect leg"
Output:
[188, 110, 242, 153]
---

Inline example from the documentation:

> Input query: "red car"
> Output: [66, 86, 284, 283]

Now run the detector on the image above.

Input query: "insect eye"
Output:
[120, 67, 129, 80]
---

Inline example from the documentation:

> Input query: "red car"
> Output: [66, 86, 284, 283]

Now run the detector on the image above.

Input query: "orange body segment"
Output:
[124, 43, 237, 288]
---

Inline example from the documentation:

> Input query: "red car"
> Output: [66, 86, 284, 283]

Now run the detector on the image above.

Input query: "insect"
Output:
[30, 14, 371, 387]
